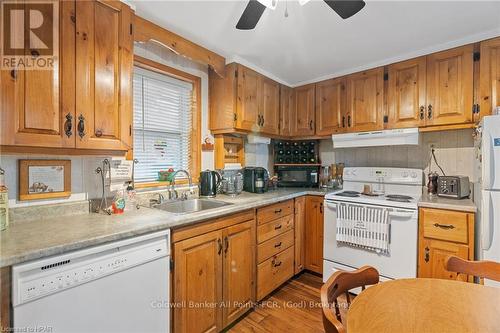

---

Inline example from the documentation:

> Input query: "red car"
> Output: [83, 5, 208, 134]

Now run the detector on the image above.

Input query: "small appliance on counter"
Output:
[199, 170, 222, 198]
[273, 140, 320, 187]
[219, 168, 243, 197]
[243, 167, 269, 193]
[437, 176, 471, 199]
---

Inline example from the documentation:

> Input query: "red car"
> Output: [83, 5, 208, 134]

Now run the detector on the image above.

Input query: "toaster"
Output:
[437, 176, 470, 199]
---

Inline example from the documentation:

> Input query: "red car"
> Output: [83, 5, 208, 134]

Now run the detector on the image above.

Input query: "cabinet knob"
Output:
[419, 106, 425, 120]
[347, 115, 352, 127]
[424, 247, 430, 262]
[309, 120, 313, 130]
[427, 104, 433, 119]
[10, 69, 17, 81]
[95, 129, 103, 138]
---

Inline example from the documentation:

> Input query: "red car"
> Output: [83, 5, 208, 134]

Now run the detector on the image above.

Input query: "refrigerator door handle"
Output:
[481, 192, 494, 250]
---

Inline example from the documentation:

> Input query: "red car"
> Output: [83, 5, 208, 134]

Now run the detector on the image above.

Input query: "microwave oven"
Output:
[275, 165, 319, 187]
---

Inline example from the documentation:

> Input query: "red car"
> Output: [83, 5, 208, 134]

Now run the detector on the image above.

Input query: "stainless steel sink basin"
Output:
[152, 198, 232, 214]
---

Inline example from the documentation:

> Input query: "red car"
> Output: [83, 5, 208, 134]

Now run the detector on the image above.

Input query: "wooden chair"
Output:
[445, 255, 500, 284]
[320, 266, 379, 333]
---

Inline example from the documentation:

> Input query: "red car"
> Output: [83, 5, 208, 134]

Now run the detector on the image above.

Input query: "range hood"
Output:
[332, 128, 419, 148]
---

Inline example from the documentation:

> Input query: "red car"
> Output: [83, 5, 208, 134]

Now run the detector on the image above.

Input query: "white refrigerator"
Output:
[474, 115, 500, 287]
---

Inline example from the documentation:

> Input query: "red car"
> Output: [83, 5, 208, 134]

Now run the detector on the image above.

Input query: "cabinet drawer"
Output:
[257, 214, 294, 244]
[257, 200, 293, 226]
[421, 208, 471, 244]
[257, 246, 294, 300]
[257, 229, 294, 264]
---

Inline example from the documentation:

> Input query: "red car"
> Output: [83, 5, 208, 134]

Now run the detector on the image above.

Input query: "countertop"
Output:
[0, 188, 329, 268]
[418, 193, 477, 213]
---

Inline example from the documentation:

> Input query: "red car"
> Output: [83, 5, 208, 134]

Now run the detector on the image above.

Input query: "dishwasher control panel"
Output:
[13, 230, 170, 306]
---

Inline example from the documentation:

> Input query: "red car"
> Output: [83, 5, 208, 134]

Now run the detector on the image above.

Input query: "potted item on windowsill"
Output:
[158, 168, 175, 182]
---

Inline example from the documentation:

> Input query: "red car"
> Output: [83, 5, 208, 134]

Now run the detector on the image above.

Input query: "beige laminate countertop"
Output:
[418, 193, 477, 213]
[0, 188, 329, 268]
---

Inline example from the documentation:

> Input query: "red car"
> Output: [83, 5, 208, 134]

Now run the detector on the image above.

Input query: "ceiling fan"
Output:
[236, 0, 366, 30]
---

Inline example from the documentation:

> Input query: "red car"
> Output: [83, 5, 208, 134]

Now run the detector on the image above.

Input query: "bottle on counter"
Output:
[124, 181, 137, 211]
[0, 167, 9, 231]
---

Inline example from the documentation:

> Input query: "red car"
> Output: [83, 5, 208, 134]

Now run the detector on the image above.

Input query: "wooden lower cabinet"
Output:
[294, 196, 306, 274]
[257, 246, 295, 300]
[304, 196, 324, 274]
[418, 207, 474, 282]
[222, 220, 256, 327]
[173, 212, 255, 333]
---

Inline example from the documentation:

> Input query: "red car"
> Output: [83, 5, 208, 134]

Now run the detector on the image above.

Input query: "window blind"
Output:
[133, 66, 193, 183]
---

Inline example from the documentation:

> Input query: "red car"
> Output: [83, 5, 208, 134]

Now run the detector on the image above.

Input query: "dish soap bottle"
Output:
[0, 167, 9, 231]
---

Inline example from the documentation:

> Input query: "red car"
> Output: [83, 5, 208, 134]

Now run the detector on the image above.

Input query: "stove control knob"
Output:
[402, 172, 409, 178]
[411, 172, 418, 178]
[351, 169, 357, 176]
[345, 170, 351, 176]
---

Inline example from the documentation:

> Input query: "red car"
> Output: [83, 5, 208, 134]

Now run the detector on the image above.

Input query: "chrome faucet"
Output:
[149, 192, 165, 206]
[170, 169, 194, 200]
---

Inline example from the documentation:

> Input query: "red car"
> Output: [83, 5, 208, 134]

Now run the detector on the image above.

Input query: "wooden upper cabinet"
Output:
[480, 37, 500, 119]
[387, 57, 427, 128]
[1, 1, 75, 148]
[346, 67, 384, 132]
[425, 45, 474, 126]
[209, 63, 238, 132]
[260, 77, 280, 135]
[174, 230, 223, 333]
[292, 84, 316, 136]
[75, 0, 133, 150]
[315, 77, 346, 135]
[279, 85, 294, 136]
[236, 65, 261, 132]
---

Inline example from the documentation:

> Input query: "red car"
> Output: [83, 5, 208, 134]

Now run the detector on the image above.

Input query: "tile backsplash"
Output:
[319, 129, 476, 182]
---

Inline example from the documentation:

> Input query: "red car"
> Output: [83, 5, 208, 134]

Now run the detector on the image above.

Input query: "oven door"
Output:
[323, 199, 418, 281]
[276, 167, 318, 187]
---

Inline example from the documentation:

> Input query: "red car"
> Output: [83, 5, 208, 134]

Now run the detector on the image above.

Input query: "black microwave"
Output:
[275, 166, 319, 187]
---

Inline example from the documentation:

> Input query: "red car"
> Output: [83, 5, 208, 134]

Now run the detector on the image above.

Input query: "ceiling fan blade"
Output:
[236, 0, 267, 30]
[324, 0, 366, 19]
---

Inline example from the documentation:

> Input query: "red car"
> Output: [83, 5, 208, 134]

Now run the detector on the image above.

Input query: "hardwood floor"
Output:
[228, 272, 327, 333]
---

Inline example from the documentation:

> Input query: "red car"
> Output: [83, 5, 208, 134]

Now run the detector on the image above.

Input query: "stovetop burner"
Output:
[335, 191, 360, 198]
[385, 194, 414, 203]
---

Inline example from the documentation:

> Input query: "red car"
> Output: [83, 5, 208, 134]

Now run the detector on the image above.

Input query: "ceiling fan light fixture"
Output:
[257, 0, 277, 10]
[299, 0, 311, 6]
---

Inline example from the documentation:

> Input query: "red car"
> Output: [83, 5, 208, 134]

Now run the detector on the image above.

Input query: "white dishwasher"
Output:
[12, 229, 170, 333]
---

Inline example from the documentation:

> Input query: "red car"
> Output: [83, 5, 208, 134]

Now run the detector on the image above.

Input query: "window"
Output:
[133, 58, 201, 184]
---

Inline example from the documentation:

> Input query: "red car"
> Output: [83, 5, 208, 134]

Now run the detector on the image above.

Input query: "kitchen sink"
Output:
[152, 198, 233, 214]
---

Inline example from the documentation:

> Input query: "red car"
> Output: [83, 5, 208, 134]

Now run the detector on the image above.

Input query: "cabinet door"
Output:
[418, 238, 469, 282]
[387, 57, 427, 128]
[260, 77, 280, 135]
[304, 196, 324, 274]
[426, 45, 474, 126]
[1, 1, 75, 148]
[292, 84, 316, 136]
[236, 65, 260, 132]
[346, 68, 384, 132]
[279, 85, 294, 136]
[75, 0, 133, 150]
[480, 37, 500, 120]
[294, 196, 306, 274]
[174, 230, 223, 333]
[222, 220, 256, 327]
[315, 77, 346, 135]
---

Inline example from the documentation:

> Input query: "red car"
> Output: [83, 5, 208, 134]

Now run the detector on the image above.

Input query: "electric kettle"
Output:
[199, 170, 222, 198]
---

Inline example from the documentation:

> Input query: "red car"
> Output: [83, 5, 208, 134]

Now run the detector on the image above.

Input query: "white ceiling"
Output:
[131, 0, 500, 86]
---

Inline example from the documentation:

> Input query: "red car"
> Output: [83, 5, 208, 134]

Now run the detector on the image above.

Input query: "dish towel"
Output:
[336, 203, 390, 254]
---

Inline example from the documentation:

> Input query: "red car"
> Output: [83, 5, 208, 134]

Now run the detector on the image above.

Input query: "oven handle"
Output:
[324, 201, 337, 210]
[387, 210, 415, 218]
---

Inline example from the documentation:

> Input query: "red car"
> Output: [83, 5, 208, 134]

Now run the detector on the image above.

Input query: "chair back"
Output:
[320, 266, 379, 333]
[445, 255, 500, 284]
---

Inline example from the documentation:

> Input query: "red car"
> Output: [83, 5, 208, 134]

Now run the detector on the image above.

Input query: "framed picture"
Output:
[18, 160, 71, 201]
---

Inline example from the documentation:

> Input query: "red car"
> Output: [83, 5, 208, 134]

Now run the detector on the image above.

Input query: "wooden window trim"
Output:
[132, 55, 202, 187]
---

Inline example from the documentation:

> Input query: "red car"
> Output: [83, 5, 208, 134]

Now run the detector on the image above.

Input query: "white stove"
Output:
[323, 167, 423, 285]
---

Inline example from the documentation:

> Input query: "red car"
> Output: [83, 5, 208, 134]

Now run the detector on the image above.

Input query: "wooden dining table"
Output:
[347, 278, 500, 333]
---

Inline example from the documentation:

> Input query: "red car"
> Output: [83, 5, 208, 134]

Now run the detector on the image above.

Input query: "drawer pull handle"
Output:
[274, 242, 282, 248]
[217, 238, 222, 255]
[273, 260, 282, 267]
[433, 223, 455, 230]
[274, 209, 282, 214]
[274, 224, 282, 230]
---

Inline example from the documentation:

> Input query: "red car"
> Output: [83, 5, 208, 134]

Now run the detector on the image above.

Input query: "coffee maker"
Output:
[242, 167, 269, 193]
